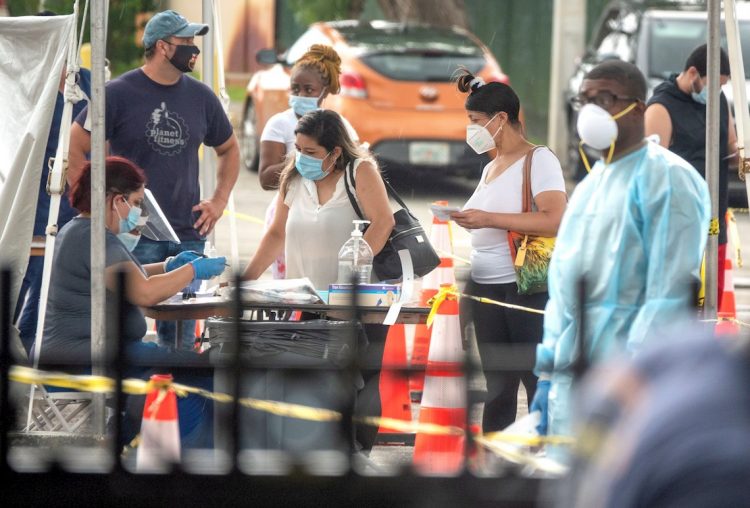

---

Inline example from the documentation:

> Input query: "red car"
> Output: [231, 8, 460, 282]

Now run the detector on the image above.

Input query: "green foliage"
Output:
[287, 0, 356, 26]
[7, 0, 159, 78]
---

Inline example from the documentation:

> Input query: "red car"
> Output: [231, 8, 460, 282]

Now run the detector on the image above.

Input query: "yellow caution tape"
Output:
[481, 430, 575, 447]
[9, 365, 577, 454]
[356, 416, 463, 436]
[460, 293, 546, 315]
[425, 284, 460, 328]
[435, 247, 471, 265]
[473, 434, 568, 475]
[222, 209, 265, 225]
[709, 217, 720, 236]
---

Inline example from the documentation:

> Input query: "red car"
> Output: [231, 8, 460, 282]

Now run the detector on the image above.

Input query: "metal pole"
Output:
[725, 0, 750, 207]
[201, 0, 217, 247]
[90, 0, 108, 437]
[547, 0, 586, 158]
[705, 0, 721, 318]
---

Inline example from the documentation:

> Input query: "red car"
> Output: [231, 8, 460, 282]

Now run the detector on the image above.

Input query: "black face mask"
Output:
[164, 42, 200, 73]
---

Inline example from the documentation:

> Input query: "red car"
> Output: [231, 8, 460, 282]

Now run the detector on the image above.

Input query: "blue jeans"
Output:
[132, 237, 205, 351]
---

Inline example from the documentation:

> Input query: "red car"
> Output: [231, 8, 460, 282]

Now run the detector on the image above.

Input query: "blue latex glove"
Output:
[165, 250, 202, 272]
[191, 256, 226, 280]
[530, 380, 551, 436]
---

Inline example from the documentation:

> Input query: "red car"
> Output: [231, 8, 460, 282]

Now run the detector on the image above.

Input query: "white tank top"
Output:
[284, 159, 364, 289]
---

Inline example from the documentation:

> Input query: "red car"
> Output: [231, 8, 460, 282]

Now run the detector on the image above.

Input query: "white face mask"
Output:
[576, 104, 619, 151]
[576, 102, 638, 171]
[466, 113, 500, 154]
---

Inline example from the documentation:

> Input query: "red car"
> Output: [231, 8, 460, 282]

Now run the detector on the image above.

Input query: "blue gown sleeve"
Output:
[626, 153, 710, 352]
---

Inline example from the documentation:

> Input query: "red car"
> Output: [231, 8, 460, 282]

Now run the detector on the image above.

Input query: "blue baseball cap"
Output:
[142, 10, 208, 49]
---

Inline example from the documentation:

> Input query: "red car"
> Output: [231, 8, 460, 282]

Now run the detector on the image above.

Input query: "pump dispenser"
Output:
[337, 220, 373, 284]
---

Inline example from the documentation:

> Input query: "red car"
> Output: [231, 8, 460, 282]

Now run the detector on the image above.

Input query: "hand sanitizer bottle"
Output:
[337, 220, 373, 284]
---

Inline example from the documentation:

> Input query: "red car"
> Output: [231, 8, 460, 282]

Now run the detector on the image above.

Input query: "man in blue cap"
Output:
[68, 10, 240, 350]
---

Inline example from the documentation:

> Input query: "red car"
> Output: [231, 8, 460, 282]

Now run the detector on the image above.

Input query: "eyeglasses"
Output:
[571, 91, 638, 111]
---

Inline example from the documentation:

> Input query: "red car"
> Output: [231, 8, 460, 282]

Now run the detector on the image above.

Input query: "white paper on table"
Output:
[383, 249, 414, 325]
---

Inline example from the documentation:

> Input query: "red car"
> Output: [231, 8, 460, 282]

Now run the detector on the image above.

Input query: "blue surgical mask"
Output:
[295, 151, 333, 181]
[289, 94, 321, 117]
[117, 231, 141, 252]
[691, 79, 707, 105]
[116, 196, 142, 234]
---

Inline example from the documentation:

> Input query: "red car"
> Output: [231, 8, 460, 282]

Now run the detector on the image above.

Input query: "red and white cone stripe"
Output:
[136, 374, 181, 472]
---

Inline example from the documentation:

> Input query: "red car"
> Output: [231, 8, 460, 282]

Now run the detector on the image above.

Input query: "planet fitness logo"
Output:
[146, 102, 190, 156]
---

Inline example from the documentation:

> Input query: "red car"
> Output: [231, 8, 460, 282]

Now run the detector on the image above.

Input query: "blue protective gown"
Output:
[535, 141, 710, 440]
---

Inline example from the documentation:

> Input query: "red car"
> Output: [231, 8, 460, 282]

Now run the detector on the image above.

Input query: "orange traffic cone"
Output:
[376, 324, 414, 444]
[136, 374, 181, 472]
[411, 202, 456, 400]
[716, 227, 739, 336]
[413, 286, 466, 475]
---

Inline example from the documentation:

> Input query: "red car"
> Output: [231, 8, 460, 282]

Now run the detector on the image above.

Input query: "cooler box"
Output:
[207, 318, 362, 455]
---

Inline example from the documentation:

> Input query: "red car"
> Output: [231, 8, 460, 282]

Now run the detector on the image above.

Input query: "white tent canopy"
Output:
[0, 15, 75, 329]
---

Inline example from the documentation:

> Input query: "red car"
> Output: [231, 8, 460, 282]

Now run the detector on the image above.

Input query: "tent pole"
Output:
[201, 0, 217, 248]
[90, 0, 108, 438]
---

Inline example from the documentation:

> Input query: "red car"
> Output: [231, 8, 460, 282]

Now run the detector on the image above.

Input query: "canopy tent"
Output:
[0, 14, 76, 352]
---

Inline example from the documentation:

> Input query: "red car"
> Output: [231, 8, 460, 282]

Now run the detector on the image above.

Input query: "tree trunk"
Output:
[348, 0, 366, 19]
[377, 0, 468, 29]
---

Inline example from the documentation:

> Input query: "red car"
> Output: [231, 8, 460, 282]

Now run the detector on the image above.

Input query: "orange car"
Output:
[240, 20, 509, 177]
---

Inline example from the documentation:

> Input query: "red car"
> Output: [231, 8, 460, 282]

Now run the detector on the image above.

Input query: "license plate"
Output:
[408, 142, 450, 165]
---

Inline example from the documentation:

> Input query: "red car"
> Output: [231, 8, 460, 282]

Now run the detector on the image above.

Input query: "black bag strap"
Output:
[343, 160, 413, 219]
[343, 161, 365, 220]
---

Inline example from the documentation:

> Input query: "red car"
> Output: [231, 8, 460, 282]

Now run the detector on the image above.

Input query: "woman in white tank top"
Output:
[451, 70, 567, 435]
[242, 110, 394, 290]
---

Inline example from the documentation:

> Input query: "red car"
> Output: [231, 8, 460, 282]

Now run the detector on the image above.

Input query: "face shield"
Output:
[134, 188, 180, 243]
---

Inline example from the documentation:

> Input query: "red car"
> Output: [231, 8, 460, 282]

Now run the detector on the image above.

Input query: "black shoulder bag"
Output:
[343, 162, 440, 281]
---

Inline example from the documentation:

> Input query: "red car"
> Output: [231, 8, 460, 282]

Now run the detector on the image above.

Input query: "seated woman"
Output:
[37, 155, 225, 446]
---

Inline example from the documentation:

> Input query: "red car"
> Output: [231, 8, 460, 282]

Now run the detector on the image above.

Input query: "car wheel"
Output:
[241, 101, 259, 172]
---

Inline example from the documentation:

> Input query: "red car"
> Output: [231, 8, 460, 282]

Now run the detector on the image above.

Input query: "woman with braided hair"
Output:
[258, 44, 358, 279]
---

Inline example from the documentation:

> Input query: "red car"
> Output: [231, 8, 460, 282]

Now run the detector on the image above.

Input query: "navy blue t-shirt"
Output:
[35, 68, 91, 235]
[74, 69, 233, 241]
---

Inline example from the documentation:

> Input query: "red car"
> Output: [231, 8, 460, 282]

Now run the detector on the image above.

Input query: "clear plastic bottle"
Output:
[337, 220, 373, 284]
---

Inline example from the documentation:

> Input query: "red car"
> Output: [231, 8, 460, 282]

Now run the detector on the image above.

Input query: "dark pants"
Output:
[15, 256, 44, 355]
[120, 342, 213, 449]
[355, 323, 387, 452]
[460, 279, 547, 433]
[132, 237, 205, 350]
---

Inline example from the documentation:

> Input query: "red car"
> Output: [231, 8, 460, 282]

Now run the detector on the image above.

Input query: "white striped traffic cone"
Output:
[136, 374, 181, 472]
[411, 202, 456, 400]
[413, 285, 466, 475]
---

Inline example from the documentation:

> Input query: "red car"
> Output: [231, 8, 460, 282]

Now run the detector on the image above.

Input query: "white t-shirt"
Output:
[283, 159, 365, 290]
[463, 147, 566, 285]
[260, 108, 359, 153]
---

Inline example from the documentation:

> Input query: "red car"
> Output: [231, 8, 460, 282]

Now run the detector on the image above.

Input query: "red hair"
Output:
[69, 156, 147, 213]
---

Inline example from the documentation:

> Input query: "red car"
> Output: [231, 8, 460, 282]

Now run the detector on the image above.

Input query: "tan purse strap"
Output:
[521, 146, 543, 213]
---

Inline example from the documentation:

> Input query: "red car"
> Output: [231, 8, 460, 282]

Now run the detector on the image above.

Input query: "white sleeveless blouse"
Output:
[283, 159, 364, 290]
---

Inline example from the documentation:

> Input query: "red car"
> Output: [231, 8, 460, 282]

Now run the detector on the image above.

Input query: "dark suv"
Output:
[565, 0, 750, 205]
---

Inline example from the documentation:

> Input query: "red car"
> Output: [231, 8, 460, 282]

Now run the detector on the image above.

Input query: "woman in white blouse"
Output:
[450, 70, 567, 434]
[243, 109, 393, 289]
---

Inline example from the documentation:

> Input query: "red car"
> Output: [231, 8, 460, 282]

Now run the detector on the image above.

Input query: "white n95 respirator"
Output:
[576, 103, 618, 151]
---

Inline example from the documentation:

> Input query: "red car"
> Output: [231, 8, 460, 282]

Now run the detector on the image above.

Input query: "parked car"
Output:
[240, 20, 509, 178]
[565, 0, 750, 206]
